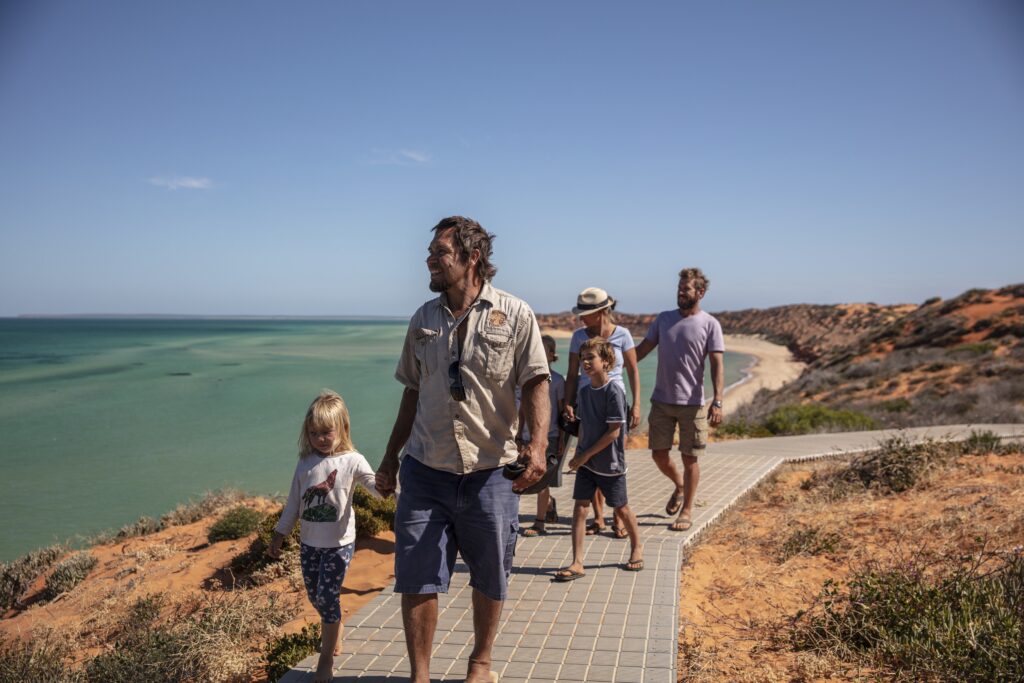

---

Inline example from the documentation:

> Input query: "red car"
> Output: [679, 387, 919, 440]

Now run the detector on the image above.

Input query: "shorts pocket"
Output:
[478, 328, 513, 381]
[694, 411, 709, 450]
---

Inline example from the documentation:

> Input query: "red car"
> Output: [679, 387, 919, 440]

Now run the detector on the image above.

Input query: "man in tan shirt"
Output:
[376, 215, 550, 683]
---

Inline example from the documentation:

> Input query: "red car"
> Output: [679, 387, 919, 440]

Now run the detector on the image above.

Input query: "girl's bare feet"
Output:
[313, 650, 334, 682]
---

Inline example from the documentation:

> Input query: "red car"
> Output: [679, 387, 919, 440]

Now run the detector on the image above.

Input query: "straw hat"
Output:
[572, 287, 615, 316]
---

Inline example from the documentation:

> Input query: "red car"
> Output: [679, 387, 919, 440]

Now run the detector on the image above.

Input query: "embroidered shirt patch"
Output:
[488, 310, 508, 327]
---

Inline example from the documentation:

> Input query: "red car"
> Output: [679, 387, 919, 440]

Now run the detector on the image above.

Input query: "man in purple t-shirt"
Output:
[635, 268, 724, 531]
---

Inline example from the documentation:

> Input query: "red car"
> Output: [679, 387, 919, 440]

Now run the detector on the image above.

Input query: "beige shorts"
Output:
[648, 400, 708, 456]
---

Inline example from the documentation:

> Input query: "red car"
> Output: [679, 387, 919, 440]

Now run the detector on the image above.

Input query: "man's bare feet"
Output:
[313, 650, 334, 682]
[465, 662, 499, 682]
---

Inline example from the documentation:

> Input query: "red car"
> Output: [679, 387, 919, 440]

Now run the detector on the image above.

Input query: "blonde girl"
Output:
[269, 389, 379, 683]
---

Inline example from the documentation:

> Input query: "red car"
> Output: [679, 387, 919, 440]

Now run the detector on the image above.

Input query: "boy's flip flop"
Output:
[665, 489, 683, 516]
[670, 514, 693, 531]
[553, 568, 586, 582]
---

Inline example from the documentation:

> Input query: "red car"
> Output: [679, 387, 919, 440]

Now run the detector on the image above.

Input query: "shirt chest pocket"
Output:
[477, 327, 514, 381]
[413, 328, 441, 378]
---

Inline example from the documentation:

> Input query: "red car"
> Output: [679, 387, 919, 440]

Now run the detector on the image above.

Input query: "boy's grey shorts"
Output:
[394, 455, 519, 601]
[573, 466, 628, 508]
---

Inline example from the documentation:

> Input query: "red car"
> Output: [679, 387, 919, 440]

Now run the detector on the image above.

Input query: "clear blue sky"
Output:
[1, 1, 1021, 317]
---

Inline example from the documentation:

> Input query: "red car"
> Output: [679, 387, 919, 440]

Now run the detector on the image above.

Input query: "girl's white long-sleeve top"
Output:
[274, 450, 380, 548]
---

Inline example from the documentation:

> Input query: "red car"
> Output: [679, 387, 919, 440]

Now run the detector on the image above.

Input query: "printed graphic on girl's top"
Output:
[301, 469, 339, 522]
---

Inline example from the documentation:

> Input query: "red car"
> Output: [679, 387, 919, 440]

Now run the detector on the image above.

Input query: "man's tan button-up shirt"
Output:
[395, 282, 549, 475]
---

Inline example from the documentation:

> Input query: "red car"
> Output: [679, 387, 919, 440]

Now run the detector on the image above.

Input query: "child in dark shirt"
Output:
[553, 338, 643, 581]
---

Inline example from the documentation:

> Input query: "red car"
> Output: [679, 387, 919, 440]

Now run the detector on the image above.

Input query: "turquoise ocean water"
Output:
[0, 319, 751, 561]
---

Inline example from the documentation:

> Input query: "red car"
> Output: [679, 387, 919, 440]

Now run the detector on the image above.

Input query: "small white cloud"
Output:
[148, 176, 214, 190]
[399, 149, 431, 164]
[367, 149, 432, 166]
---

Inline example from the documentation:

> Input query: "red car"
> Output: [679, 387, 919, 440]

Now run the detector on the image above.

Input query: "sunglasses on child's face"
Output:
[448, 360, 467, 402]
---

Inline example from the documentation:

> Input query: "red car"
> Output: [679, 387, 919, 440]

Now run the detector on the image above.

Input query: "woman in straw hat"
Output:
[563, 287, 641, 537]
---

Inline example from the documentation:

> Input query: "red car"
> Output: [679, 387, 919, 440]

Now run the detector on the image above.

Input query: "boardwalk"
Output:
[282, 424, 1024, 682]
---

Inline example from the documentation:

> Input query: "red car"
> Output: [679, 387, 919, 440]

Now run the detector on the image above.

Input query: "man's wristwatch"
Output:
[711, 400, 723, 409]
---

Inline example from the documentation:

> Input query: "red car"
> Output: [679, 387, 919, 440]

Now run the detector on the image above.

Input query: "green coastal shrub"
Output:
[960, 429, 1009, 456]
[42, 552, 98, 601]
[207, 506, 263, 543]
[0, 544, 63, 610]
[718, 404, 875, 438]
[353, 484, 396, 538]
[792, 551, 1024, 680]
[762, 404, 876, 435]
[264, 622, 321, 683]
[230, 508, 301, 575]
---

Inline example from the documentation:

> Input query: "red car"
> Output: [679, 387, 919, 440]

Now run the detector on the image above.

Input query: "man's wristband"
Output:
[711, 400, 723, 409]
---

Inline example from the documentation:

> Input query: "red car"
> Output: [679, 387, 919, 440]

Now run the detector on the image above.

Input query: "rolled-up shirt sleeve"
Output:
[514, 305, 549, 388]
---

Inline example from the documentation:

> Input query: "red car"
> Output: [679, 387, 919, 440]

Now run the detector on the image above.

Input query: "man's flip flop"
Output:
[623, 559, 644, 572]
[553, 568, 585, 582]
[665, 490, 683, 516]
[670, 514, 692, 531]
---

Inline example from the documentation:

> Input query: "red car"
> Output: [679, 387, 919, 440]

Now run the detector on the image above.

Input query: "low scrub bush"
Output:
[353, 484, 396, 538]
[231, 509, 300, 575]
[792, 550, 1024, 680]
[776, 525, 843, 563]
[801, 435, 950, 499]
[953, 341, 997, 356]
[0, 628, 79, 683]
[763, 404, 876, 435]
[84, 595, 180, 682]
[207, 506, 263, 543]
[42, 552, 98, 601]
[161, 489, 246, 527]
[264, 622, 321, 683]
[960, 429, 1010, 456]
[0, 544, 63, 610]
[877, 398, 911, 413]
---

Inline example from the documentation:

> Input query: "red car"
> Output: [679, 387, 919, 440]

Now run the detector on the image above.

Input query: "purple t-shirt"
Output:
[645, 309, 725, 406]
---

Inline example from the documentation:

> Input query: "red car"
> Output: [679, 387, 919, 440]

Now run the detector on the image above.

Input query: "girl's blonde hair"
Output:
[298, 389, 355, 457]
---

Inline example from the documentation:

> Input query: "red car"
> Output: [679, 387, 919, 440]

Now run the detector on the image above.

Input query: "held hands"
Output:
[567, 455, 583, 472]
[562, 404, 575, 422]
[375, 455, 399, 498]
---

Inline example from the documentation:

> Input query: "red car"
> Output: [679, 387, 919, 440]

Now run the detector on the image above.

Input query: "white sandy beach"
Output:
[539, 328, 804, 415]
[720, 334, 806, 415]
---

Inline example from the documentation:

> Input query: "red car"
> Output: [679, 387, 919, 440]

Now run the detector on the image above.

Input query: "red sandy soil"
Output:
[0, 498, 395, 680]
[677, 451, 1024, 681]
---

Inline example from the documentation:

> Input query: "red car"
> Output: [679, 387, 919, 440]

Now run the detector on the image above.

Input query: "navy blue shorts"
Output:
[394, 456, 519, 601]
[573, 467, 628, 508]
